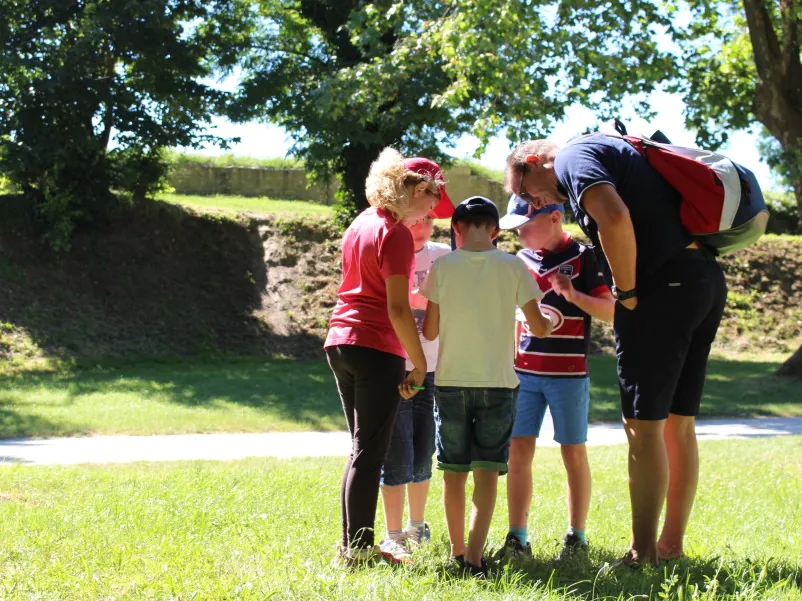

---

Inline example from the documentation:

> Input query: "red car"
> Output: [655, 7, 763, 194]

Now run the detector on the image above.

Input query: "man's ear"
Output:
[490, 226, 500, 241]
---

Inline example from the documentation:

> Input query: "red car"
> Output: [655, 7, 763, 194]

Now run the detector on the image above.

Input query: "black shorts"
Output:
[615, 249, 727, 421]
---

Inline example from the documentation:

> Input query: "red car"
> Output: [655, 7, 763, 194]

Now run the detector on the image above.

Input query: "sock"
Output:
[567, 526, 586, 544]
[509, 526, 529, 546]
[387, 529, 404, 542]
[407, 519, 425, 532]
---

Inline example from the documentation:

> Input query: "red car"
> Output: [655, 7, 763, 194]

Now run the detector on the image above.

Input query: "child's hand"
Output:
[399, 368, 426, 399]
[548, 273, 576, 303]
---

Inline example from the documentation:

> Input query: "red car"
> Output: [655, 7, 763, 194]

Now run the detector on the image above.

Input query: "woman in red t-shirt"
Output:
[325, 148, 451, 565]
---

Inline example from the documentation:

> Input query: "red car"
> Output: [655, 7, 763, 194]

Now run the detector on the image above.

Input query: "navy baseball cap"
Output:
[499, 194, 565, 230]
[451, 196, 500, 225]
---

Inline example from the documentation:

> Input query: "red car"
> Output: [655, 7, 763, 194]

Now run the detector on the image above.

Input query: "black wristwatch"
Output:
[612, 286, 638, 301]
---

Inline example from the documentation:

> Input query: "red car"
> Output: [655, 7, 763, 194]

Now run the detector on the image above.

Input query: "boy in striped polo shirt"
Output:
[497, 195, 615, 562]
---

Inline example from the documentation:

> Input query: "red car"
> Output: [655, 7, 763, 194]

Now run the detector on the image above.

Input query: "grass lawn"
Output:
[158, 193, 335, 217]
[0, 437, 800, 599]
[0, 353, 800, 439]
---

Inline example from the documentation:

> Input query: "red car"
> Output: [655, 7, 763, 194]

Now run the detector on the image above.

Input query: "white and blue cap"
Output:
[499, 194, 565, 230]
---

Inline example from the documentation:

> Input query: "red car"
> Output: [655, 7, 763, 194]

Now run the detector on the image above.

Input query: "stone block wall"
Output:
[168, 163, 507, 208]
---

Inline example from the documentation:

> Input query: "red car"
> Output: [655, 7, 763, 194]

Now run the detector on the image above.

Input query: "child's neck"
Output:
[459, 231, 496, 252]
[541, 229, 568, 252]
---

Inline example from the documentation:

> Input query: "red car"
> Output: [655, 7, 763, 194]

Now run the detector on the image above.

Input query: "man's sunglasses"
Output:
[518, 163, 536, 204]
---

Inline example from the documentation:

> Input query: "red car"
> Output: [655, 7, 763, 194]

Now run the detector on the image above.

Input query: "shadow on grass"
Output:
[587, 355, 802, 422]
[0, 407, 76, 440]
[482, 551, 801, 598]
[0, 354, 800, 439]
[0, 357, 343, 437]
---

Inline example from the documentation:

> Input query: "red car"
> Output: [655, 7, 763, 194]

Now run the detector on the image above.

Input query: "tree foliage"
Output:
[0, 0, 248, 249]
[666, 0, 802, 375]
[230, 0, 676, 222]
[669, 0, 802, 223]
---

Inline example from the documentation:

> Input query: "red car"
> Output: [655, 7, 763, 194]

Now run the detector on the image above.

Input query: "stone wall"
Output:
[168, 164, 339, 203]
[168, 163, 507, 207]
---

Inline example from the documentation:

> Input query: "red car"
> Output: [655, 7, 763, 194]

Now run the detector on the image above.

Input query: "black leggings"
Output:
[326, 344, 405, 549]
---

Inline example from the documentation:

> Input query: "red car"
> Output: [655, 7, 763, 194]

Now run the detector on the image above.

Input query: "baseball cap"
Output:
[499, 194, 565, 230]
[403, 157, 454, 218]
[451, 196, 500, 225]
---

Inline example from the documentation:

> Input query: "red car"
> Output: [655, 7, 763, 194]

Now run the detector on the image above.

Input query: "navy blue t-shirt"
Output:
[554, 134, 692, 279]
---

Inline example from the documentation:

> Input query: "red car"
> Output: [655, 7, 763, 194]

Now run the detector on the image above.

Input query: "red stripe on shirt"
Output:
[515, 353, 588, 375]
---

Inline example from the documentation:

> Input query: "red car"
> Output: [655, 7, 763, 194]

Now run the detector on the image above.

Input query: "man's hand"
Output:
[548, 273, 576, 303]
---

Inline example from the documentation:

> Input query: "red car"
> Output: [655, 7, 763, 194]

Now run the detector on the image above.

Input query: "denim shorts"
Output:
[434, 386, 517, 475]
[381, 372, 436, 487]
[512, 372, 589, 445]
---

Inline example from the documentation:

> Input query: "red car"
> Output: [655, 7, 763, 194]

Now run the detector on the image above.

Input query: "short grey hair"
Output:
[504, 139, 562, 194]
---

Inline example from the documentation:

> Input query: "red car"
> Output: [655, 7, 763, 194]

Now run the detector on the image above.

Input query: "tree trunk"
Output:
[792, 174, 802, 227]
[340, 142, 385, 215]
[777, 343, 802, 378]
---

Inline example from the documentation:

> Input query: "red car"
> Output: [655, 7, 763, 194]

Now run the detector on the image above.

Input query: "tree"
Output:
[673, 0, 802, 222]
[230, 0, 676, 223]
[0, 0, 248, 249]
[671, 1, 802, 378]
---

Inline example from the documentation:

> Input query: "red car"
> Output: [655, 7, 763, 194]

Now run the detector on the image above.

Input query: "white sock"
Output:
[407, 519, 425, 531]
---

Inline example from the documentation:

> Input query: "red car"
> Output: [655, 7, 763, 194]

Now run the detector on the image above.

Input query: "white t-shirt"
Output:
[421, 249, 544, 388]
[406, 241, 451, 372]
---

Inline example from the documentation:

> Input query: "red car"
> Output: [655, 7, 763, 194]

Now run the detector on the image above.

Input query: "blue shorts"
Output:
[434, 386, 517, 475]
[511, 373, 589, 445]
[381, 373, 436, 487]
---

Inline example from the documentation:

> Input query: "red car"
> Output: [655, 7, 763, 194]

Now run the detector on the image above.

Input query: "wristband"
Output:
[612, 286, 637, 301]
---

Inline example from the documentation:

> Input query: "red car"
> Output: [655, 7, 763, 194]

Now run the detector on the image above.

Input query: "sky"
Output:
[186, 85, 775, 189]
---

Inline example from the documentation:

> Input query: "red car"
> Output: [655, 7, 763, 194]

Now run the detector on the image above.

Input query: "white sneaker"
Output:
[403, 523, 431, 547]
[379, 537, 413, 563]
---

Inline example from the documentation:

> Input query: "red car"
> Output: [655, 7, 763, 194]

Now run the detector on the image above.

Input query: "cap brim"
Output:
[429, 187, 454, 218]
[499, 214, 531, 230]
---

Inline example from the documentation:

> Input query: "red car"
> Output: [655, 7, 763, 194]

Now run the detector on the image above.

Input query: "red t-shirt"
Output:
[324, 207, 414, 358]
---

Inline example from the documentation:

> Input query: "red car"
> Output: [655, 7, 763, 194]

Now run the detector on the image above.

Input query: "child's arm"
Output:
[409, 288, 428, 310]
[549, 273, 615, 323]
[386, 275, 426, 397]
[422, 300, 439, 341]
[521, 299, 555, 338]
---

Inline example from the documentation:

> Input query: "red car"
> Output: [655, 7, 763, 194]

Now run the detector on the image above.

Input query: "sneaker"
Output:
[598, 550, 642, 575]
[464, 557, 489, 579]
[451, 554, 466, 569]
[555, 532, 588, 562]
[333, 545, 381, 568]
[379, 537, 413, 564]
[403, 523, 431, 546]
[494, 532, 532, 562]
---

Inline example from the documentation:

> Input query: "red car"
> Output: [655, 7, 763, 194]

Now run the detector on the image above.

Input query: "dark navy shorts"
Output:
[434, 386, 518, 474]
[381, 372, 436, 487]
[615, 249, 727, 421]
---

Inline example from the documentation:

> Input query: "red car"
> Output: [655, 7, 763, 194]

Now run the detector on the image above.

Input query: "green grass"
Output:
[157, 193, 334, 217]
[1, 437, 800, 599]
[1, 354, 800, 439]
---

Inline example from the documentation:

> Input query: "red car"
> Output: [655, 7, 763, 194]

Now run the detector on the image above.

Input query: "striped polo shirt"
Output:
[515, 236, 610, 378]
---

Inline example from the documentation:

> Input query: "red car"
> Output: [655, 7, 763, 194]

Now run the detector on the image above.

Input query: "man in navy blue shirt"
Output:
[504, 134, 727, 566]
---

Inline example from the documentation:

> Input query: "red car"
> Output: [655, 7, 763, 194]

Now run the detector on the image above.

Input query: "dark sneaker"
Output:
[555, 532, 588, 562]
[464, 557, 489, 578]
[598, 550, 641, 575]
[494, 532, 532, 562]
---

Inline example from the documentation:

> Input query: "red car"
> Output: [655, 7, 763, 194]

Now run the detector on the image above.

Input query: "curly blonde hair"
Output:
[365, 148, 441, 221]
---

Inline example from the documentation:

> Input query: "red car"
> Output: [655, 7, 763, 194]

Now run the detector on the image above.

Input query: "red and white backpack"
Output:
[607, 120, 769, 254]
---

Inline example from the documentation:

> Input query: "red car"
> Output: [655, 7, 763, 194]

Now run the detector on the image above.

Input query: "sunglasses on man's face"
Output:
[518, 164, 536, 204]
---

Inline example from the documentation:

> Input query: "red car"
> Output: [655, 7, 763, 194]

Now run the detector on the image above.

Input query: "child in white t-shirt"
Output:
[379, 216, 450, 561]
[420, 197, 555, 576]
